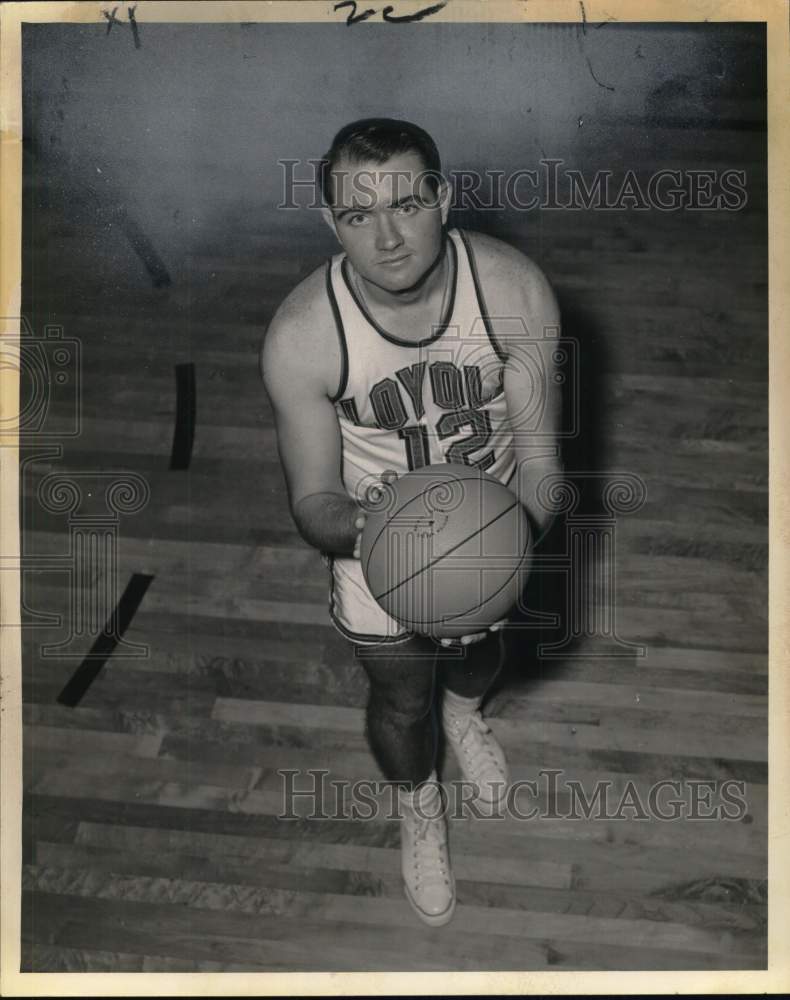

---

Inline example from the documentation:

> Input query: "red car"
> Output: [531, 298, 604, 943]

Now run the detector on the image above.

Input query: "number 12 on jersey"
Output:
[398, 410, 495, 471]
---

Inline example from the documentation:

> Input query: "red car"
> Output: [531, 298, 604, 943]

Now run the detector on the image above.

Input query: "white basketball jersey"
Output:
[324, 227, 517, 644]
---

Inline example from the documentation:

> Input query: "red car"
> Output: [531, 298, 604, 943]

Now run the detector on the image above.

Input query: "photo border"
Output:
[1, 1, 787, 995]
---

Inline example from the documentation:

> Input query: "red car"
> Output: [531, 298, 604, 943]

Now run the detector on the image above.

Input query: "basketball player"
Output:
[262, 119, 562, 926]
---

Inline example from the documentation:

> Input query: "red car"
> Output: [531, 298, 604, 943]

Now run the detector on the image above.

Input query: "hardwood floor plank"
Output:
[492, 679, 766, 717]
[24, 727, 163, 759]
[21, 889, 551, 970]
[25, 761, 764, 889]
[32, 839, 766, 936]
[21, 867, 761, 963]
[212, 698, 767, 762]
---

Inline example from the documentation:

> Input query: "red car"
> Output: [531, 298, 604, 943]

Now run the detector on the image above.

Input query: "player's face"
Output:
[325, 152, 450, 293]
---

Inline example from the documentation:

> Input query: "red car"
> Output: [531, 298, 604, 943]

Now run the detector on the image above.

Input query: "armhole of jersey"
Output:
[458, 229, 508, 363]
[326, 261, 349, 403]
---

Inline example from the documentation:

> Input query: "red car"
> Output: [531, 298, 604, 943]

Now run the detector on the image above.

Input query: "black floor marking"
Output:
[170, 363, 196, 470]
[56, 573, 154, 708]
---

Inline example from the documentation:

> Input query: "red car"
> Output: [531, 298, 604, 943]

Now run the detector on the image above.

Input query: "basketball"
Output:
[359, 462, 532, 639]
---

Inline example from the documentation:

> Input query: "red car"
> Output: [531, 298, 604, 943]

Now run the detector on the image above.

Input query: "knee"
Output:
[367, 678, 434, 726]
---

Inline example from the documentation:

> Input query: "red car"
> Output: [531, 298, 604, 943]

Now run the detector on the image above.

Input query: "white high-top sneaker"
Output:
[398, 776, 455, 927]
[442, 690, 510, 807]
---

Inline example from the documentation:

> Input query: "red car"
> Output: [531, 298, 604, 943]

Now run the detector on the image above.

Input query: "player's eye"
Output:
[347, 213, 369, 226]
[396, 202, 419, 215]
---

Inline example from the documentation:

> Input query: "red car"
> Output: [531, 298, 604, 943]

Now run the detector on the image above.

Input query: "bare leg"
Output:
[356, 635, 456, 925]
[355, 634, 438, 788]
[440, 630, 506, 700]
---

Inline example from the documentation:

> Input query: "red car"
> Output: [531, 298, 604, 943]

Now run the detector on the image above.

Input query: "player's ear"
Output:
[438, 177, 452, 225]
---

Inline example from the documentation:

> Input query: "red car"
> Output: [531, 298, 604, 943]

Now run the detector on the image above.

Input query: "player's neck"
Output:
[354, 239, 449, 311]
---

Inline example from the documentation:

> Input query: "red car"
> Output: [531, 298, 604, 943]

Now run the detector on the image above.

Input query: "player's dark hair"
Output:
[319, 117, 443, 206]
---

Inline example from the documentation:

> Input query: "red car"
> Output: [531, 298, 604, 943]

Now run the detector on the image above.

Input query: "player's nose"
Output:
[374, 214, 403, 252]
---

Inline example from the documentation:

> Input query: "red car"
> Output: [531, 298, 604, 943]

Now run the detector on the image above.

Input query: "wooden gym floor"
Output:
[18, 121, 767, 971]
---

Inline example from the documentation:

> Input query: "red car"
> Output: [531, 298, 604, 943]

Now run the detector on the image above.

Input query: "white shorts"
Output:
[323, 554, 411, 645]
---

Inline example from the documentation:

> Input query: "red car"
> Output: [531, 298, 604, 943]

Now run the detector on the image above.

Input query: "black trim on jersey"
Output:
[458, 228, 508, 364]
[326, 261, 349, 403]
[326, 554, 412, 645]
[338, 397, 362, 425]
[464, 363, 505, 408]
[486, 370, 506, 403]
[338, 405, 347, 490]
[489, 384, 505, 401]
[340, 235, 458, 349]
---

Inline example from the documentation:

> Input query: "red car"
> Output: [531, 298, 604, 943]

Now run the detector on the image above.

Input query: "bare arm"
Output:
[502, 261, 563, 541]
[469, 234, 564, 541]
[261, 312, 362, 557]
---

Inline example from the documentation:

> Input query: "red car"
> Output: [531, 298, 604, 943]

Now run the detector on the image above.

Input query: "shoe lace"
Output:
[449, 712, 501, 779]
[412, 818, 450, 887]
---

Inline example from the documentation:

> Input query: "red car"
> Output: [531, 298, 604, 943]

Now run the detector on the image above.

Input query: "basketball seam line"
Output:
[394, 526, 531, 628]
[373, 499, 522, 603]
[363, 472, 485, 582]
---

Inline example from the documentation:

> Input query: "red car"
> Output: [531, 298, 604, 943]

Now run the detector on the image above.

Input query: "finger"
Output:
[489, 619, 508, 632]
[460, 632, 487, 645]
[354, 514, 366, 530]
